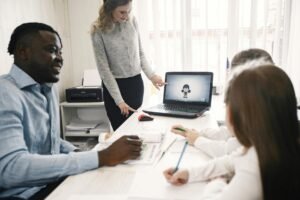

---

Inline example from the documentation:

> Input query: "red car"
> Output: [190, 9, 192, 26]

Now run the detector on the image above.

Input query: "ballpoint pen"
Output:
[156, 138, 177, 163]
[173, 141, 188, 173]
[174, 127, 186, 132]
[127, 137, 143, 142]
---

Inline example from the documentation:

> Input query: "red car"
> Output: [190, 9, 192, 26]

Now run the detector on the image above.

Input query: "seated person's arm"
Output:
[59, 138, 77, 153]
[163, 153, 234, 185]
[0, 97, 98, 188]
[171, 124, 200, 145]
[97, 135, 142, 166]
[194, 137, 241, 158]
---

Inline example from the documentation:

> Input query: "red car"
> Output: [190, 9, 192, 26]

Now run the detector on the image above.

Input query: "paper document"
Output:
[126, 143, 160, 165]
[156, 138, 177, 164]
[139, 132, 163, 143]
[83, 69, 101, 86]
[95, 131, 163, 164]
[95, 142, 161, 165]
[117, 130, 164, 143]
[66, 118, 101, 131]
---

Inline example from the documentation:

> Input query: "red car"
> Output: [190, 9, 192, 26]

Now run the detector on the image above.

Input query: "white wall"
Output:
[66, 0, 100, 87]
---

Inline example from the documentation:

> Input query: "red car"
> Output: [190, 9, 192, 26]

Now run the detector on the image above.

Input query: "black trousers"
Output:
[103, 74, 144, 131]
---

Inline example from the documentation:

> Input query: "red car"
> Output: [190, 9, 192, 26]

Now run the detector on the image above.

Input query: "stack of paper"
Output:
[127, 143, 160, 165]
[116, 130, 164, 143]
[139, 132, 163, 143]
[95, 131, 164, 165]
[126, 131, 164, 165]
[66, 118, 103, 133]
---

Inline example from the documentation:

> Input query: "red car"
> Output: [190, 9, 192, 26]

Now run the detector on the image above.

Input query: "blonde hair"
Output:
[91, 0, 132, 33]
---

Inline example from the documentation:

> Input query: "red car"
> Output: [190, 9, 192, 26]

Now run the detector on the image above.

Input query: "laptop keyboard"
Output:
[157, 104, 206, 113]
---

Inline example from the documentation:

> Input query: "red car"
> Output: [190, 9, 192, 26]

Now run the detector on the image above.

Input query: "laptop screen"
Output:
[163, 72, 213, 106]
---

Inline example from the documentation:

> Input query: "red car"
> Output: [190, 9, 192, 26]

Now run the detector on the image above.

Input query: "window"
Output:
[134, 0, 286, 87]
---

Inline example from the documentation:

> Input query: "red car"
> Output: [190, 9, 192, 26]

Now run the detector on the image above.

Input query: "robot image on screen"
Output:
[181, 84, 191, 98]
[165, 75, 211, 103]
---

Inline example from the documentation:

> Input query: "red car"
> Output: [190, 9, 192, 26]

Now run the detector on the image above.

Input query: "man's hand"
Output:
[98, 135, 142, 167]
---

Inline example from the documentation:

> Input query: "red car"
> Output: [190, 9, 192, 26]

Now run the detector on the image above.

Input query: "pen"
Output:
[156, 138, 177, 163]
[127, 137, 143, 142]
[174, 127, 186, 132]
[173, 141, 188, 173]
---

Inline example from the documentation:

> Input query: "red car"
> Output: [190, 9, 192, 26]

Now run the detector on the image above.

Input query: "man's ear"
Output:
[16, 44, 30, 61]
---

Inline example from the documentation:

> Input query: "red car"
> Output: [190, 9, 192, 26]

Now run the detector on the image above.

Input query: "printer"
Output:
[66, 86, 103, 102]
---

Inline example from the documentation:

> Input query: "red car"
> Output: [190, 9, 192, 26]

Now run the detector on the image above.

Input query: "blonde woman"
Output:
[91, 0, 164, 130]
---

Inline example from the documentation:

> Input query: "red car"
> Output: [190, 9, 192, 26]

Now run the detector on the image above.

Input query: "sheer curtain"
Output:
[133, 0, 288, 102]
[283, 0, 300, 98]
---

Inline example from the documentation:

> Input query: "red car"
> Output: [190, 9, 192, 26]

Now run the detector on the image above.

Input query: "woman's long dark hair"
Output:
[225, 65, 300, 200]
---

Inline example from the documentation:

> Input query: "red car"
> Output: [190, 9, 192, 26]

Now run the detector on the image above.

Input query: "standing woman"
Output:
[91, 0, 164, 130]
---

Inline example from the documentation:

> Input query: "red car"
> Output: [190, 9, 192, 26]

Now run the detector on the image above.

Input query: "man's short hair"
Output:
[7, 22, 61, 55]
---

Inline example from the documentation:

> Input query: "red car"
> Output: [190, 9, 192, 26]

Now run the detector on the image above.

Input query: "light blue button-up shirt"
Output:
[0, 65, 98, 199]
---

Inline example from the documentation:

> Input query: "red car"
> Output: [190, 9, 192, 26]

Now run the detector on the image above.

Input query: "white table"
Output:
[46, 110, 218, 200]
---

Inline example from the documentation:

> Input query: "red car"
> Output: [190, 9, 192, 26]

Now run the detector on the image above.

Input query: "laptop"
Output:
[143, 71, 213, 118]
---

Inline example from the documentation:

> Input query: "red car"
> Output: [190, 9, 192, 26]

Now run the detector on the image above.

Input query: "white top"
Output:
[188, 147, 262, 200]
[91, 17, 155, 105]
[194, 126, 241, 158]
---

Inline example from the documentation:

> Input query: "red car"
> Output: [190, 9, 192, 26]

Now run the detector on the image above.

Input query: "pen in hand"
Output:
[174, 127, 186, 132]
[173, 141, 188, 173]
[126, 137, 143, 143]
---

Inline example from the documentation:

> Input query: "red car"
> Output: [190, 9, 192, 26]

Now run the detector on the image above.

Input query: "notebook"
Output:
[143, 71, 213, 118]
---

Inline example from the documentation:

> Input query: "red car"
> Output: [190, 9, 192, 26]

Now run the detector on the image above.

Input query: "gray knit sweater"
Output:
[91, 17, 155, 105]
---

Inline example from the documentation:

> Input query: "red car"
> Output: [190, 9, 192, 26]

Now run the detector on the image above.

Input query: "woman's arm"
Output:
[200, 167, 261, 200]
[188, 154, 234, 182]
[91, 32, 124, 105]
[194, 137, 241, 158]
